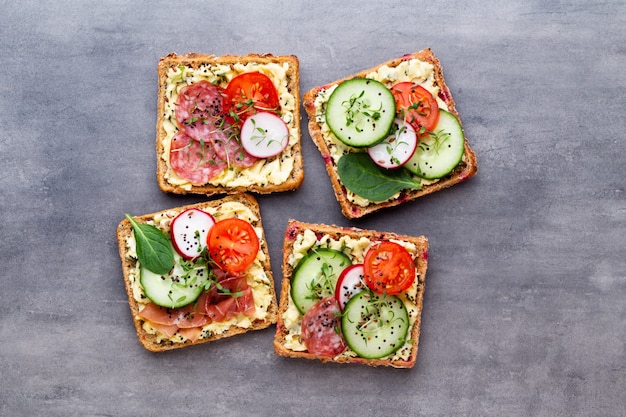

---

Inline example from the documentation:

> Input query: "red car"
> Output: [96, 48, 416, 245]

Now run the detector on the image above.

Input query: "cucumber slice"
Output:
[325, 78, 396, 147]
[290, 248, 352, 314]
[341, 291, 409, 359]
[404, 109, 465, 179]
[140, 253, 211, 309]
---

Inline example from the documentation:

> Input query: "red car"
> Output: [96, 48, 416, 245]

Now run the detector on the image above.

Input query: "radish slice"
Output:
[170, 208, 215, 260]
[367, 119, 417, 169]
[334, 264, 366, 310]
[240, 111, 290, 158]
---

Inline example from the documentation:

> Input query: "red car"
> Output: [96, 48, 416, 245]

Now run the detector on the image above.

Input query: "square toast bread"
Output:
[116, 194, 278, 352]
[274, 219, 429, 368]
[156, 53, 303, 196]
[302, 48, 477, 219]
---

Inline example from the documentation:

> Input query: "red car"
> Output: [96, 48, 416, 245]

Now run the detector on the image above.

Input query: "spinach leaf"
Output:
[125, 214, 174, 275]
[337, 152, 422, 201]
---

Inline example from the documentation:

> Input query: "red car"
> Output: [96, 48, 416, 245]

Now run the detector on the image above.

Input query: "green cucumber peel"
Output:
[337, 152, 422, 201]
[290, 247, 352, 314]
[325, 78, 396, 147]
[341, 291, 410, 359]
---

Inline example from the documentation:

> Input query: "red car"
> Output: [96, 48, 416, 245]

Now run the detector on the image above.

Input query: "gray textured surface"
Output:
[1, 1, 625, 416]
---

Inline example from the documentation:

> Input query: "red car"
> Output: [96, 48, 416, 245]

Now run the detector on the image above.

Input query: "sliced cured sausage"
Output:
[301, 296, 347, 358]
[205, 273, 256, 321]
[175, 80, 226, 141]
[169, 132, 226, 184]
[137, 268, 257, 341]
[137, 302, 179, 326]
[235, 286, 256, 317]
[212, 125, 259, 168]
[149, 323, 179, 339]
[174, 80, 259, 173]
[175, 292, 210, 329]
[137, 292, 210, 329]
[177, 327, 204, 343]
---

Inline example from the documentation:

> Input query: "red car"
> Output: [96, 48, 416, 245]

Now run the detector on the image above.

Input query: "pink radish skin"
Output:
[240, 112, 290, 158]
[170, 208, 215, 260]
[367, 119, 417, 169]
[334, 264, 366, 310]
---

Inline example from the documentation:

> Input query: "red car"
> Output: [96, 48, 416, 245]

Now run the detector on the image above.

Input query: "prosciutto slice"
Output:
[148, 323, 179, 339]
[136, 292, 209, 328]
[137, 270, 256, 341]
[177, 327, 204, 343]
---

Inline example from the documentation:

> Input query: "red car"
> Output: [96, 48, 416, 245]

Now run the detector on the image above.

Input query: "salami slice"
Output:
[212, 124, 259, 168]
[169, 132, 226, 185]
[175, 80, 260, 169]
[175, 81, 226, 141]
[301, 296, 347, 358]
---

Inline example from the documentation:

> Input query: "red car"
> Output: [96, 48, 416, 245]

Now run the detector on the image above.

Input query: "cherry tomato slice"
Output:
[224, 72, 280, 124]
[391, 82, 440, 134]
[207, 218, 259, 273]
[363, 241, 416, 295]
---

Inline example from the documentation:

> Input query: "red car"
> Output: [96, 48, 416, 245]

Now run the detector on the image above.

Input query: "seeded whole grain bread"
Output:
[116, 193, 278, 352]
[156, 52, 303, 196]
[273, 219, 429, 368]
[303, 48, 478, 219]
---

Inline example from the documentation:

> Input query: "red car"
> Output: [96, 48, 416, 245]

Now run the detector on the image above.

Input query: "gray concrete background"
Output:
[1, 1, 625, 416]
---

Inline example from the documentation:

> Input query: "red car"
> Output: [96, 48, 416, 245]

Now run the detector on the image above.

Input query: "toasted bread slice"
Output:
[274, 219, 428, 368]
[117, 194, 278, 352]
[303, 48, 477, 219]
[156, 53, 303, 196]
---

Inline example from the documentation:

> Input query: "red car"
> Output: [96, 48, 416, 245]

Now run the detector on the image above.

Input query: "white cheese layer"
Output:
[124, 202, 273, 344]
[162, 62, 298, 189]
[313, 58, 448, 206]
[281, 230, 420, 361]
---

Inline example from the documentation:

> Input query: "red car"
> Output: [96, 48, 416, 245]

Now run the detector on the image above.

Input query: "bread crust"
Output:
[273, 219, 429, 368]
[156, 53, 303, 196]
[116, 194, 278, 352]
[303, 48, 477, 219]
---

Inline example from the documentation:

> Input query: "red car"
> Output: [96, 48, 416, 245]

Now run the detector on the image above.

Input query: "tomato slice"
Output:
[363, 241, 416, 295]
[224, 72, 280, 124]
[207, 218, 259, 273]
[391, 82, 440, 134]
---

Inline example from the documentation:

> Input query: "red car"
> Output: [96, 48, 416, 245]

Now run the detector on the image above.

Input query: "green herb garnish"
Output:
[125, 214, 175, 275]
[248, 117, 289, 148]
[336, 152, 422, 201]
[342, 90, 382, 132]
[304, 261, 337, 302]
[422, 129, 452, 154]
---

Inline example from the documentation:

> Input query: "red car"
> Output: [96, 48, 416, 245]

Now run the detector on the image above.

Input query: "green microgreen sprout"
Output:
[420, 129, 451, 155]
[248, 117, 289, 148]
[342, 90, 382, 132]
[305, 261, 337, 302]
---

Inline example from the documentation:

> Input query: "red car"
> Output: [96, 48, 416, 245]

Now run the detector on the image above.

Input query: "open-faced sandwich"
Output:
[156, 53, 303, 195]
[274, 220, 428, 368]
[117, 194, 277, 352]
[303, 48, 477, 219]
